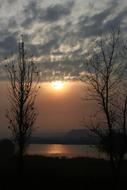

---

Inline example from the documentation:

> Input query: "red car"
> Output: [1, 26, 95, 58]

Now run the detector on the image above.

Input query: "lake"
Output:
[27, 144, 106, 159]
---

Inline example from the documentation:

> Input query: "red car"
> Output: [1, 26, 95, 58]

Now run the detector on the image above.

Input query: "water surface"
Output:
[27, 144, 106, 159]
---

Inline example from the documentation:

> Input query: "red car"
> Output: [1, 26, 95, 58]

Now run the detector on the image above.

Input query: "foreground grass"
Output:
[0, 155, 127, 189]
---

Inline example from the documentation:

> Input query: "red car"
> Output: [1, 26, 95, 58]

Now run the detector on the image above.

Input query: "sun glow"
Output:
[51, 81, 64, 90]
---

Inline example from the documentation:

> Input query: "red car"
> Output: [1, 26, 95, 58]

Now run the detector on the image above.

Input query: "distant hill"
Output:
[30, 129, 99, 145]
[65, 129, 99, 144]
[67, 129, 91, 139]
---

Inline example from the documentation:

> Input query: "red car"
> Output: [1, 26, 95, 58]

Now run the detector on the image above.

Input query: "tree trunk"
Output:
[17, 142, 24, 177]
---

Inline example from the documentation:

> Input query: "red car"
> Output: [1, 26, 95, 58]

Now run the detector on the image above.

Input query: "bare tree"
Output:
[82, 27, 127, 176]
[4, 36, 39, 173]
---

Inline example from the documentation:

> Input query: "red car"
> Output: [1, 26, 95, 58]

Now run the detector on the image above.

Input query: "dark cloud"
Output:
[0, 0, 127, 82]
[8, 17, 17, 29]
[40, 38, 59, 54]
[25, 24, 64, 56]
[103, 7, 127, 30]
[77, 0, 122, 38]
[0, 35, 18, 56]
[37, 58, 84, 82]
[39, 1, 74, 22]
[26, 38, 60, 56]
[22, 1, 74, 27]
[22, 1, 38, 28]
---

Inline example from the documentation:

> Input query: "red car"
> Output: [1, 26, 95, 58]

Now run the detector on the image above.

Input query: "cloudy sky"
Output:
[0, 0, 127, 137]
[0, 0, 127, 81]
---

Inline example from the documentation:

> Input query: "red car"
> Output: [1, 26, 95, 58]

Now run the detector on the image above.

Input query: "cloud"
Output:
[22, 1, 39, 28]
[7, 0, 17, 4]
[39, 1, 74, 22]
[0, 0, 127, 82]
[0, 35, 17, 56]
[22, 1, 75, 28]
[37, 57, 85, 82]
[103, 7, 127, 30]
[77, 0, 120, 38]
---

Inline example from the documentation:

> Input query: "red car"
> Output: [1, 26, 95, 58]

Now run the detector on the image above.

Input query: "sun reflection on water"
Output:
[46, 144, 66, 155]
[27, 144, 107, 159]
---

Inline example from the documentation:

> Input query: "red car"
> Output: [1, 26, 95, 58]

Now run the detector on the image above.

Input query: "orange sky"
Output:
[0, 81, 98, 137]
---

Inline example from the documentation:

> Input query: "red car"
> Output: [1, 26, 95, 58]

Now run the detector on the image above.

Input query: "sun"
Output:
[51, 81, 64, 90]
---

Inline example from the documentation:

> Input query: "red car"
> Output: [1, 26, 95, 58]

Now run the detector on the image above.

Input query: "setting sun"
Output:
[51, 81, 64, 90]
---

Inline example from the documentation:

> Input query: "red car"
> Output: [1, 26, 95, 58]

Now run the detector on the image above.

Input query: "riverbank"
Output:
[0, 155, 127, 189]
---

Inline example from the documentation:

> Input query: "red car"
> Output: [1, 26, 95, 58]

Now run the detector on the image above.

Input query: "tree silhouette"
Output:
[83, 27, 127, 178]
[5, 36, 39, 174]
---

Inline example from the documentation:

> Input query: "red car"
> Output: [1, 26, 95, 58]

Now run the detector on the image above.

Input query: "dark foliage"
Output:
[0, 155, 126, 190]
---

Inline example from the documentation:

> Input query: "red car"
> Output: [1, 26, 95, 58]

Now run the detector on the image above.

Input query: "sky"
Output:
[0, 0, 127, 137]
[0, 81, 98, 137]
[0, 0, 127, 81]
